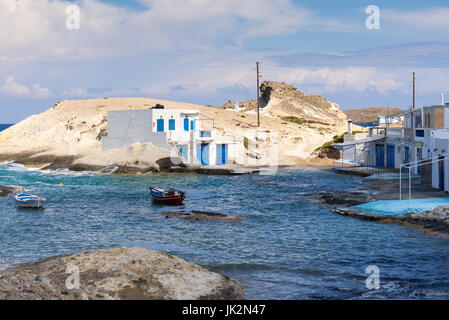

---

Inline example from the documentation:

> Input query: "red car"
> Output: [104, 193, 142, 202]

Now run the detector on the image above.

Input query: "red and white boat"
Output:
[150, 186, 185, 205]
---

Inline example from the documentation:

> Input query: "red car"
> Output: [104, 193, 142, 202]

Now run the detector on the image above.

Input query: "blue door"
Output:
[178, 145, 188, 160]
[216, 144, 228, 165]
[439, 156, 445, 190]
[157, 119, 164, 132]
[196, 143, 209, 165]
[375, 144, 385, 167]
[184, 118, 189, 131]
[386, 145, 395, 168]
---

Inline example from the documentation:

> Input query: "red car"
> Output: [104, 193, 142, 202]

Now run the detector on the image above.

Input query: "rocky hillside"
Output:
[222, 81, 347, 129]
[221, 81, 347, 163]
[0, 81, 348, 171]
[0, 247, 242, 300]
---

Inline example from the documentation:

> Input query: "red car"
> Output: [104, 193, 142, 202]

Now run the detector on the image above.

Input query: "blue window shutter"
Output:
[184, 118, 189, 131]
[190, 120, 195, 131]
[169, 119, 175, 130]
[157, 119, 164, 132]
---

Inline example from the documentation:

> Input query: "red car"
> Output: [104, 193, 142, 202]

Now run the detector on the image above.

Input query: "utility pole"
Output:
[256, 61, 260, 127]
[413, 72, 415, 109]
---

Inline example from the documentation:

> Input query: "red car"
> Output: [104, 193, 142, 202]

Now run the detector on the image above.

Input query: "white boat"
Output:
[15, 193, 46, 208]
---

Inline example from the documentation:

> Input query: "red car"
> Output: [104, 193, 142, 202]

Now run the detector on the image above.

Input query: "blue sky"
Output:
[1, 0, 449, 122]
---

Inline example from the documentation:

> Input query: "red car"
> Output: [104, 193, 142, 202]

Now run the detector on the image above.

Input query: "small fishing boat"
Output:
[15, 193, 46, 208]
[150, 186, 185, 205]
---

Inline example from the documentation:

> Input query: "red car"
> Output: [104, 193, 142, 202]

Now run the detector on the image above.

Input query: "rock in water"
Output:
[0, 247, 243, 300]
[0, 185, 25, 197]
[162, 210, 245, 222]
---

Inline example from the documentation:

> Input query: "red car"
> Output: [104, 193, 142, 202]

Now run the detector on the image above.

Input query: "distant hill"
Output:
[344, 107, 402, 123]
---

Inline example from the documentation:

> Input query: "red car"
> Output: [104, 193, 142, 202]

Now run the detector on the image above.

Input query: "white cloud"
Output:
[0, 76, 30, 96]
[383, 8, 449, 29]
[0, 76, 52, 98]
[61, 87, 89, 98]
[0, 0, 349, 61]
[32, 84, 53, 99]
[284, 67, 407, 95]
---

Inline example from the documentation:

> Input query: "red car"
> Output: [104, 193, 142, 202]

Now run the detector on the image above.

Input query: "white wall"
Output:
[431, 137, 449, 191]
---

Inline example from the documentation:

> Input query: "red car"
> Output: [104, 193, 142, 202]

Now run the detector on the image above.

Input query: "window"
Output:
[169, 119, 175, 130]
[184, 118, 189, 131]
[190, 120, 195, 131]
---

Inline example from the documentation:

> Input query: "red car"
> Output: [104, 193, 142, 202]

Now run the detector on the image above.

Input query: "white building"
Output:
[336, 103, 449, 192]
[101, 106, 242, 166]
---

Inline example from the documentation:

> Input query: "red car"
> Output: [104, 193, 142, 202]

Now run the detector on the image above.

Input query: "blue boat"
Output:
[15, 193, 46, 208]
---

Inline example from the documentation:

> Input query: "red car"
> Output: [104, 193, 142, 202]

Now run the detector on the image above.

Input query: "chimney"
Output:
[348, 119, 353, 134]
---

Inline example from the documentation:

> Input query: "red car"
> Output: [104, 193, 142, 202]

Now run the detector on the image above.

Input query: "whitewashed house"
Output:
[101, 106, 241, 166]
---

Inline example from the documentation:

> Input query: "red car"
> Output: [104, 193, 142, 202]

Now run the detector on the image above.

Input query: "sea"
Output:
[0, 124, 12, 132]
[1, 162, 449, 299]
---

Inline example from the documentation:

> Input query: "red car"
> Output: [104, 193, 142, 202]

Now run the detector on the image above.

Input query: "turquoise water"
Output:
[2, 163, 449, 299]
[355, 198, 449, 215]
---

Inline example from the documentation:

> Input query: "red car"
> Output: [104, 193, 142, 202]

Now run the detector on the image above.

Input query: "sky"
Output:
[1, 0, 449, 122]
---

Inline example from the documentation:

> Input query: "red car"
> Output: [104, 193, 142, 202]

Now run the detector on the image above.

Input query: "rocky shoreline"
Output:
[0, 247, 243, 300]
[333, 206, 449, 237]
[0, 155, 263, 176]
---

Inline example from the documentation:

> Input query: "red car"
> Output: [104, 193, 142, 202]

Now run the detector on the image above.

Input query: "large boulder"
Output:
[0, 247, 242, 300]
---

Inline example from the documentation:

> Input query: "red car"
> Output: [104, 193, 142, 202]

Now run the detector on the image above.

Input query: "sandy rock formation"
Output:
[0, 247, 242, 300]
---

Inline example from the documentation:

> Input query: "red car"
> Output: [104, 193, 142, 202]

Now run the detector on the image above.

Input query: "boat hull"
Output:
[150, 188, 185, 205]
[15, 199, 45, 208]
